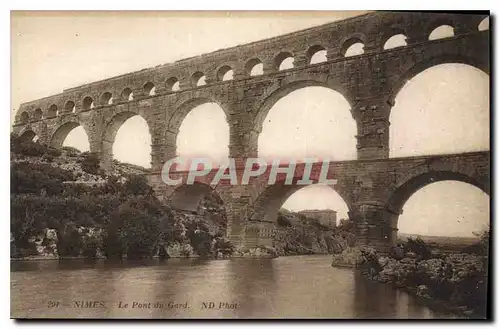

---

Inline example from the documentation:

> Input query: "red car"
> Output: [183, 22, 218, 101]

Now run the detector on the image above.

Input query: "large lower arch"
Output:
[248, 182, 352, 225]
[168, 97, 229, 167]
[385, 171, 490, 244]
[101, 111, 153, 169]
[282, 184, 350, 223]
[256, 83, 357, 161]
[49, 121, 90, 150]
[243, 179, 352, 248]
[389, 61, 489, 157]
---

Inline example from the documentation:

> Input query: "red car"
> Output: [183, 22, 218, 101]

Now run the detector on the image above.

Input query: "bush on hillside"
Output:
[404, 237, 433, 259]
[184, 219, 213, 257]
[46, 147, 62, 157]
[56, 223, 83, 257]
[11, 135, 46, 157]
[62, 146, 81, 157]
[101, 194, 171, 260]
[463, 230, 490, 256]
[123, 174, 154, 196]
[79, 152, 101, 175]
[214, 237, 234, 257]
[277, 212, 292, 227]
[11, 162, 75, 195]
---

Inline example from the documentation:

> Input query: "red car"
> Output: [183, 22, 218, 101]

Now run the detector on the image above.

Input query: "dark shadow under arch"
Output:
[168, 182, 228, 234]
[19, 130, 37, 142]
[245, 58, 263, 76]
[169, 182, 221, 211]
[33, 108, 43, 121]
[47, 104, 58, 118]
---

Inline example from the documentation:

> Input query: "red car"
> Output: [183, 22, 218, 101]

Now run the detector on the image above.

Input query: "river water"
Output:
[11, 255, 456, 319]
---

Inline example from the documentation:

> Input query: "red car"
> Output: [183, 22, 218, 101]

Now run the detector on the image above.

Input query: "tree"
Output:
[123, 175, 154, 196]
[80, 152, 101, 175]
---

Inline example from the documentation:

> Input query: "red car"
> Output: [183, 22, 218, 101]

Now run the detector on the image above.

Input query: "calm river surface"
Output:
[11, 255, 456, 319]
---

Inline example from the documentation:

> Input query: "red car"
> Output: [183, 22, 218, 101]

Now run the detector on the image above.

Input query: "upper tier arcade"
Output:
[13, 11, 489, 169]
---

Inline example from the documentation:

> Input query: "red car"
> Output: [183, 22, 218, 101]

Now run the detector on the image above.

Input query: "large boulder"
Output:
[331, 247, 365, 267]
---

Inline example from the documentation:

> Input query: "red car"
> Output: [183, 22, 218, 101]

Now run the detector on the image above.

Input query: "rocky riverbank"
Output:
[11, 207, 353, 260]
[331, 236, 489, 319]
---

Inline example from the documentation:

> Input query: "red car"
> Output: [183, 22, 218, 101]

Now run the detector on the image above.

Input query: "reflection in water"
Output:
[353, 271, 435, 319]
[228, 259, 277, 318]
[11, 256, 455, 319]
[354, 271, 397, 319]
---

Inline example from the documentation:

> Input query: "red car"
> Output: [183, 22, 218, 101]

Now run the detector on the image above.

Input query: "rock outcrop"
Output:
[274, 209, 356, 256]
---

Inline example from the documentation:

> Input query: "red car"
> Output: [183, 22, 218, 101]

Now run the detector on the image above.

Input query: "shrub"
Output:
[81, 229, 102, 259]
[46, 147, 62, 157]
[478, 230, 490, 257]
[123, 175, 154, 196]
[184, 219, 213, 257]
[158, 244, 169, 260]
[11, 195, 44, 251]
[41, 153, 54, 162]
[56, 224, 83, 258]
[20, 141, 46, 156]
[80, 152, 101, 175]
[214, 237, 234, 257]
[102, 228, 124, 260]
[337, 219, 355, 232]
[61, 146, 81, 157]
[11, 244, 39, 258]
[389, 244, 405, 260]
[404, 237, 432, 259]
[102, 198, 163, 260]
[277, 213, 292, 227]
[11, 162, 75, 195]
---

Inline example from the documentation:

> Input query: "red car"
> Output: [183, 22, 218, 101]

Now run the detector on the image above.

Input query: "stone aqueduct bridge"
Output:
[158, 152, 490, 250]
[12, 12, 490, 251]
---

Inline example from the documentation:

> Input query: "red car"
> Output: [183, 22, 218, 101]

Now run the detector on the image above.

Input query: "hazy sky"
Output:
[11, 11, 490, 236]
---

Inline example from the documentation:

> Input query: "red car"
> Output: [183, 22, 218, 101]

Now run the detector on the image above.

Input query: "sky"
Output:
[11, 11, 490, 236]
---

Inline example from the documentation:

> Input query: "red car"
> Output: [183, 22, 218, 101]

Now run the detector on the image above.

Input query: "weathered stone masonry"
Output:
[12, 12, 490, 251]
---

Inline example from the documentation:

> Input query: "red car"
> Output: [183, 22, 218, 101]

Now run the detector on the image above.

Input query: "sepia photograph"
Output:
[9, 9, 491, 320]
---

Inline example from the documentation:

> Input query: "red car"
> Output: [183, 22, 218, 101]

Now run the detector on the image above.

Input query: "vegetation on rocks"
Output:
[274, 209, 356, 256]
[10, 135, 233, 260]
[332, 233, 489, 319]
